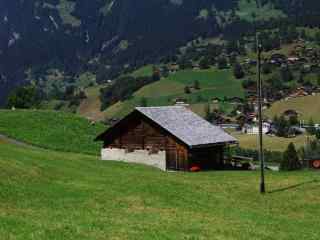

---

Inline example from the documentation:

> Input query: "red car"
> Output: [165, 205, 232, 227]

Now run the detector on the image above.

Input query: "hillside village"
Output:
[97, 36, 320, 141]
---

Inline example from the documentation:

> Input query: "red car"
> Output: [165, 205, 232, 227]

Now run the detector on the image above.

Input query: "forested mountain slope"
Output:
[0, 0, 319, 105]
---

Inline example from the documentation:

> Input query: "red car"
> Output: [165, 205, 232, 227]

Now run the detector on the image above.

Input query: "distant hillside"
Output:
[102, 67, 244, 119]
[0, 0, 297, 105]
[0, 0, 236, 105]
[265, 94, 320, 122]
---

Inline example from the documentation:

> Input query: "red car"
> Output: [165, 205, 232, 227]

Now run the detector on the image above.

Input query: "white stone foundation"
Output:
[101, 148, 166, 171]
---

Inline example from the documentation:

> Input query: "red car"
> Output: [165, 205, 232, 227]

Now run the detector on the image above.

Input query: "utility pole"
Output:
[256, 33, 266, 194]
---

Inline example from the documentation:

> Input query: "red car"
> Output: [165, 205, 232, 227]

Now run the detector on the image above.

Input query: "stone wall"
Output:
[101, 148, 166, 171]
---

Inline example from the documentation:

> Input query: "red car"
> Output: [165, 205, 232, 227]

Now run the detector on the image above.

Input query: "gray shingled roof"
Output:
[136, 106, 238, 148]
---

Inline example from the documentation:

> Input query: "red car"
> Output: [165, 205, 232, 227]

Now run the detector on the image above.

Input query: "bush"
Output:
[217, 57, 228, 69]
[184, 86, 191, 94]
[273, 115, 290, 137]
[193, 80, 200, 90]
[242, 78, 256, 89]
[139, 97, 148, 107]
[7, 86, 42, 109]
[316, 130, 320, 140]
[280, 143, 301, 171]
[199, 57, 210, 69]
[233, 62, 245, 79]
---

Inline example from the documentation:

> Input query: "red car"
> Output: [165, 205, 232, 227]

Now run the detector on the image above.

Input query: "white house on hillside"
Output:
[242, 122, 271, 135]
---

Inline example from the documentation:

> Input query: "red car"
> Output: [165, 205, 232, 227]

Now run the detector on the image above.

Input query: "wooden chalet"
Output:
[96, 106, 238, 171]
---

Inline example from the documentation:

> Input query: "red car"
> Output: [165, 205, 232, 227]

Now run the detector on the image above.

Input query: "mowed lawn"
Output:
[0, 110, 105, 155]
[265, 94, 320, 122]
[105, 68, 244, 118]
[0, 142, 320, 240]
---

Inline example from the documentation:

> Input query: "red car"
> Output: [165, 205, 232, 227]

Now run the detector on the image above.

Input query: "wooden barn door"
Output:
[166, 150, 178, 170]
[166, 147, 187, 170]
[165, 137, 188, 171]
[177, 148, 187, 170]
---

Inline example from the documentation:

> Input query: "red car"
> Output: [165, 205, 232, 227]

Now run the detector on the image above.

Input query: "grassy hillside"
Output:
[265, 94, 320, 122]
[0, 110, 105, 155]
[1, 142, 320, 239]
[105, 68, 244, 119]
[230, 131, 313, 152]
[130, 65, 153, 78]
[236, 0, 286, 21]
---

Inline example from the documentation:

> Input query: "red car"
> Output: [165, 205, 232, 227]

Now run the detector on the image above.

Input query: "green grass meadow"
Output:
[0, 142, 320, 240]
[130, 65, 154, 78]
[0, 110, 320, 239]
[105, 68, 244, 118]
[0, 110, 105, 155]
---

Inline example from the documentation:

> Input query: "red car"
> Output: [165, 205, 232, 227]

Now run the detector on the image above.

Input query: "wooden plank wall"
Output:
[106, 118, 189, 170]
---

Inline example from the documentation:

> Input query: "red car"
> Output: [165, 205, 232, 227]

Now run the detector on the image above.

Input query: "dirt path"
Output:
[0, 134, 36, 149]
[78, 85, 107, 121]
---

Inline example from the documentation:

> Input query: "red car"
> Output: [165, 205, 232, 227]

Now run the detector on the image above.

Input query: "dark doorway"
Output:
[166, 149, 186, 170]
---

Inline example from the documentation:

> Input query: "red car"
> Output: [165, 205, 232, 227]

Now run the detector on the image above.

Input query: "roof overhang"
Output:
[189, 140, 239, 149]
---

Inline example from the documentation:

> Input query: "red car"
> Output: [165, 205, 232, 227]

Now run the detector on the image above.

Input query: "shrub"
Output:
[233, 62, 245, 79]
[139, 97, 148, 107]
[7, 86, 41, 109]
[280, 143, 301, 171]
[184, 86, 191, 94]
[316, 130, 320, 140]
[193, 80, 200, 90]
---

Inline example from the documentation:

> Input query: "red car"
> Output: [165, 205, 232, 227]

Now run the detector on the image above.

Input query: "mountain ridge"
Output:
[1, 0, 319, 106]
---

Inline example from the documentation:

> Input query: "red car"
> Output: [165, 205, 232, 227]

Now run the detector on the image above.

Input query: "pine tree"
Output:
[276, 115, 289, 137]
[280, 143, 301, 171]
[193, 80, 200, 90]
